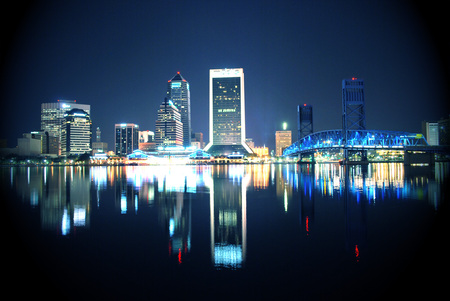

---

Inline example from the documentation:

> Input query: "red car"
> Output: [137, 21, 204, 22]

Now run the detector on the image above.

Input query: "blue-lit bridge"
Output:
[282, 129, 447, 164]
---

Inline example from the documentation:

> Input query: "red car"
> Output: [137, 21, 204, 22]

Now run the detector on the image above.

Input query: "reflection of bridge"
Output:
[283, 129, 446, 164]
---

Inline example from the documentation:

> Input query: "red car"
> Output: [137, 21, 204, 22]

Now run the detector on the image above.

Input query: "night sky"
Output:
[1, 0, 449, 152]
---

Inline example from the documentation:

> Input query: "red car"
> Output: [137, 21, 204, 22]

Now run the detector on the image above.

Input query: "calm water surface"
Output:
[3, 163, 449, 300]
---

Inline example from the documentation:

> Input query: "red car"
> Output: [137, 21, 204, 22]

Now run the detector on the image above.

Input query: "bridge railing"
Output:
[283, 129, 429, 156]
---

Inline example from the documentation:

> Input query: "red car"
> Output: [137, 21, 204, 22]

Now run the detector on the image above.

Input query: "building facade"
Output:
[41, 100, 90, 154]
[155, 98, 183, 147]
[422, 121, 439, 146]
[275, 130, 292, 156]
[92, 127, 108, 155]
[204, 68, 252, 155]
[61, 109, 92, 156]
[167, 72, 191, 147]
[138, 130, 155, 151]
[115, 123, 139, 156]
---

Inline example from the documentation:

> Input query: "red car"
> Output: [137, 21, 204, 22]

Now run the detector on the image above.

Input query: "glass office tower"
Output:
[167, 72, 191, 147]
[155, 97, 183, 147]
[61, 109, 92, 156]
[115, 123, 139, 156]
[204, 68, 252, 155]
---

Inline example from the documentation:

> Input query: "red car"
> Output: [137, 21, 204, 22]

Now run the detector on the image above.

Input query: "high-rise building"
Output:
[422, 121, 439, 146]
[298, 104, 313, 140]
[155, 98, 183, 147]
[115, 123, 139, 156]
[92, 127, 108, 155]
[138, 130, 155, 151]
[61, 109, 92, 156]
[41, 100, 90, 155]
[167, 72, 191, 147]
[191, 132, 204, 149]
[275, 129, 292, 157]
[204, 68, 252, 155]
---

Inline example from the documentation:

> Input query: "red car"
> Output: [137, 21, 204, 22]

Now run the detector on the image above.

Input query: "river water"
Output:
[2, 163, 449, 300]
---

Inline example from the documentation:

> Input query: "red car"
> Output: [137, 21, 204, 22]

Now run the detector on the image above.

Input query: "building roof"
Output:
[168, 71, 186, 82]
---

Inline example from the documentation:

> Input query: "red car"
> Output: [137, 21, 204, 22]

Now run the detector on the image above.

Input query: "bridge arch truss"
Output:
[283, 129, 429, 156]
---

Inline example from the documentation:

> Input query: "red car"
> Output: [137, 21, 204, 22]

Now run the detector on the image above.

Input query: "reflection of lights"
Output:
[355, 245, 360, 262]
[74, 206, 86, 226]
[214, 244, 243, 269]
[306, 216, 310, 235]
[62, 208, 70, 235]
[169, 218, 175, 237]
[91, 166, 107, 189]
[284, 187, 288, 212]
[121, 192, 127, 214]
[219, 210, 237, 226]
[30, 188, 38, 206]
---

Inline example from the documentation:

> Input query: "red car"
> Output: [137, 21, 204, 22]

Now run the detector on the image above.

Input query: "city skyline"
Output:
[1, 0, 449, 152]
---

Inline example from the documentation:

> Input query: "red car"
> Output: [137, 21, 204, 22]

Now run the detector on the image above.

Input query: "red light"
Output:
[177, 71, 180, 74]
[178, 249, 182, 264]
[352, 77, 357, 80]
[304, 104, 306, 106]
[355, 245, 360, 262]
[305, 216, 309, 234]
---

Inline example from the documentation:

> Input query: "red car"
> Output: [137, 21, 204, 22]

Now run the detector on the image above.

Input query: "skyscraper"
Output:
[204, 68, 252, 155]
[41, 99, 90, 154]
[92, 127, 108, 155]
[167, 72, 191, 147]
[155, 97, 183, 147]
[115, 123, 139, 156]
[61, 109, 92, 156]
[275, 125, 292, 157]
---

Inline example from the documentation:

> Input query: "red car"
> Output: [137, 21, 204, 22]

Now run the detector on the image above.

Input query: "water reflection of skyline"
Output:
[4, 163, 447, 267]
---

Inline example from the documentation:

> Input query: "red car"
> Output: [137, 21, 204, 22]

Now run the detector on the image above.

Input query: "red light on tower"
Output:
[177, 71, 180, 74]
[351, 77, 357, 80]
[304, 103, 307, 106]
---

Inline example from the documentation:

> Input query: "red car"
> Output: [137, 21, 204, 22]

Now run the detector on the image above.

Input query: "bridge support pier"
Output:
[404, 150, 435, 165]
[298, 152, 315, 164]
[342, 148, 368, 164]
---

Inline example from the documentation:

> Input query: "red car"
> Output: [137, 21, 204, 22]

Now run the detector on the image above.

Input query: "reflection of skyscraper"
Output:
[204, 68, 252, 155]
[9, 166, 91, 235]
[167, 72, 191, 147]
[344, 166, 367, 262]
[298, 164, 315, 237]
[210, 166, 247, 269]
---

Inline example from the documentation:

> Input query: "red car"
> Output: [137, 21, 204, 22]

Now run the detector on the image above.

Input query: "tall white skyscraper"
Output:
[204, 68, 252, 155]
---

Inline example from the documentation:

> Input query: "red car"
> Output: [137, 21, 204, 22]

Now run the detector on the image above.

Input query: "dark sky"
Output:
[1, 0, 449, 151]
